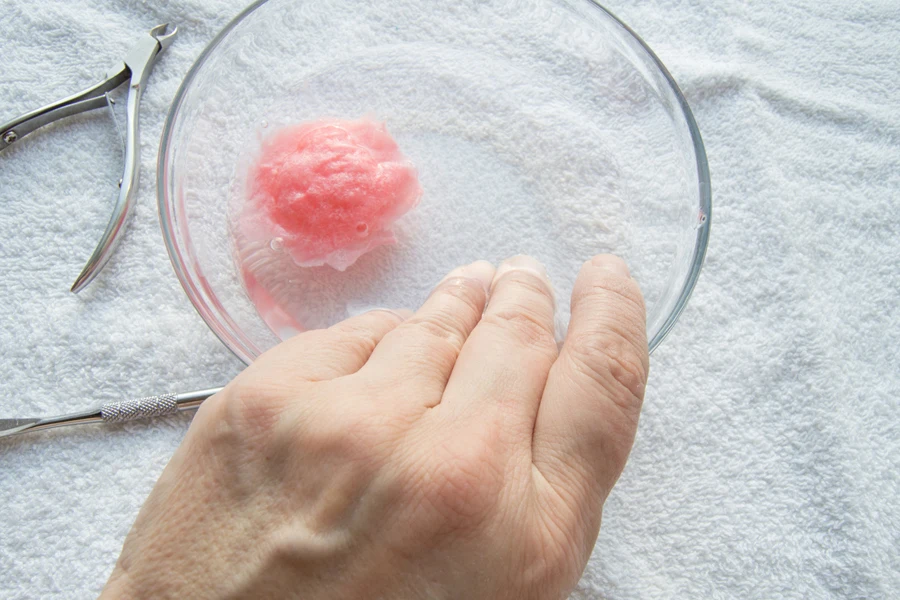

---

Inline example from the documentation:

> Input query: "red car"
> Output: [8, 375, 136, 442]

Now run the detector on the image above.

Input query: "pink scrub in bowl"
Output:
[231, 118, 422, 335]
[159, 0, 711, 365]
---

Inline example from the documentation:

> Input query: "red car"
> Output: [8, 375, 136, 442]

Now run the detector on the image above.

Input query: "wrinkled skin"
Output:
[101, 254, 648, 600]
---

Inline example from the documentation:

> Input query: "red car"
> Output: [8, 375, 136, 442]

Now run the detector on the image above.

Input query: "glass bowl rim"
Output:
[157, 0, 712, 365]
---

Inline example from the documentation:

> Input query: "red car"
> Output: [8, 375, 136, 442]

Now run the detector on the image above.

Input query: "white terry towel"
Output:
[0, 0, 897, 598]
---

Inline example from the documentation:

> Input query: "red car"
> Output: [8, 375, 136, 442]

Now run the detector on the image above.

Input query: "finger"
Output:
[532, 255, 648, 511]
[439, 255, 558, 435]
[362, 261, 495, 403]
[255, 309, 411, 382]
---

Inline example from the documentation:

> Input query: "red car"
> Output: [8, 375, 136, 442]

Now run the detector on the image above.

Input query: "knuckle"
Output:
[322, 333, 378, 370]
[493, 270, 556, 308]
[403, 307, 472, 353]
[566, 329, 648, 417]
[337, 408, 404, 462]
[433, 277, 488, 315]
[574, 272, 645, 316]
[496, 269, 552, 294]
[409, 434, 504, 529]
[217, 380, 291, 440]
[391, 346, 458, 381]
[425, 458, 498, 526]
[481, 309, 558, 357]
[300, 404, 391, 464]
[332, 310, 403, 341]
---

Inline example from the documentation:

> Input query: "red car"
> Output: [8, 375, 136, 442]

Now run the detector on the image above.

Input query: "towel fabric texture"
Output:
[0, 0, 897, 598]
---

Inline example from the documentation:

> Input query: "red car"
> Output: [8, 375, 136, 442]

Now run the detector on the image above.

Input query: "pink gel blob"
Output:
[243, 118, 422, 271]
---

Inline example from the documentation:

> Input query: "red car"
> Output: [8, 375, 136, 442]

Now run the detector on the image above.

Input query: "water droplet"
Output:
[270, 237, 284, 251]
[260, 119, 269, 129]
[356, 222, 369, 236]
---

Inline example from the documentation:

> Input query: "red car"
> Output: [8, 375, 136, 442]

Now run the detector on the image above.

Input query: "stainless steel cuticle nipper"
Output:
[0, 24, 178, 293]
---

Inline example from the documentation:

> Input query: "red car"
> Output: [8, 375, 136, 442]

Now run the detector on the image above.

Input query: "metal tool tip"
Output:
[71, 242, 106, 293]
[0, 418, 41, 439]
[150, 23, 178, 49]
[70, 270, 92, 294]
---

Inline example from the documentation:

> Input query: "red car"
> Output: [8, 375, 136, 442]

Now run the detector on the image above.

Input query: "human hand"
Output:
[101, 254, 648, 600]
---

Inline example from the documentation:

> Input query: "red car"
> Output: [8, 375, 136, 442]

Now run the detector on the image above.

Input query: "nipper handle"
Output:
[69, 71, 146, 293]
[72, 24, 178, 293]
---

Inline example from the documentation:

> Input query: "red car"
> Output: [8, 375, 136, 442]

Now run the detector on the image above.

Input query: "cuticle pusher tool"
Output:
[0, 387, 223, 440]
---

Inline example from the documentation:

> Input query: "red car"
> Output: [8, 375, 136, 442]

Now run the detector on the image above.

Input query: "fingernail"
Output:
[494, 255, 550, 285]
[438, 261, 495, 294]
[590, 254, 631, 277]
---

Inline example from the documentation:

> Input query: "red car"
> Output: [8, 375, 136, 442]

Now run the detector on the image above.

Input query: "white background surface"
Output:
[0, 0, 897, 598]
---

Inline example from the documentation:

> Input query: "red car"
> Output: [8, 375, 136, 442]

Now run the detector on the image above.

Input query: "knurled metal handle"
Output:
[100, 394, 178, 423]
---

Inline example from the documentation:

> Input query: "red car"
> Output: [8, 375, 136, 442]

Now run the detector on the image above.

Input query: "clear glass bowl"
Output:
[159, 0, 711, 365]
